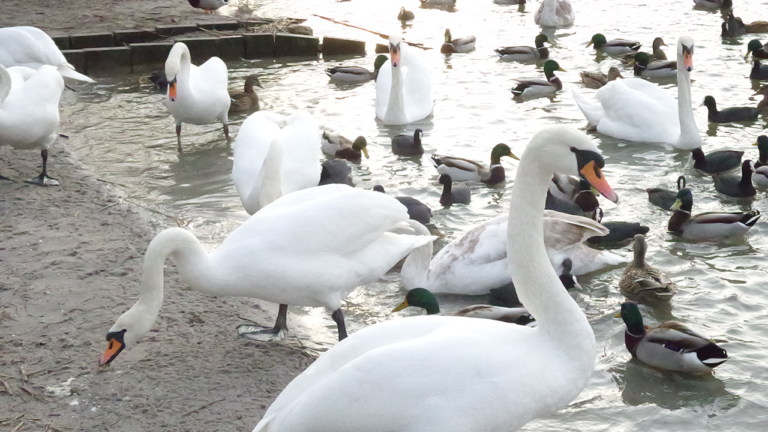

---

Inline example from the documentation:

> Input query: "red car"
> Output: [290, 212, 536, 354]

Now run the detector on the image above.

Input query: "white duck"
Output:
[0, 64, 64, 185]
[400, 211, 625, 296]
[164, 42, 231, 152]
[0, 26, 94, 83]
[250, 126, 617, 432]
[573, 36, 700, 150]
[232, 111, 321, 215]
[98, 184, 435, 366]
[535, 0, 576, 27]
[376, 36, 433, 125]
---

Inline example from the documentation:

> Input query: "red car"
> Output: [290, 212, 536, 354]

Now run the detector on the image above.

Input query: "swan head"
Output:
[99, 305, 156, 366]
[393, 288, 440, 315]
[165, 43, 190, 102]
[677, 36, 694, 72]
[389, 36, 403, 68]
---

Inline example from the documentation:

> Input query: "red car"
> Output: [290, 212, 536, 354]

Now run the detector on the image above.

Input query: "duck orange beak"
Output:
[580, 161, 618, 203]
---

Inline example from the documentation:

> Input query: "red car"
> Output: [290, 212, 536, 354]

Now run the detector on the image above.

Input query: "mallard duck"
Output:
[398, 6, 415, 20]
[668, 188, 760, 240]
[651, 37, 669, 60]
[392, 288, 535, 326]
[99, 185, 436, 366]
[511, 60, 565, 97]
[164, 42, 230, 152]
[746, 40, 768, 60]
[587, 210, 650, 245]
[327, 55, 388, 84]
[755, 85, 768, 115]
[534, 0, 575, 27]
[618, 235, 677, 303]
[753, 136, 768, 188]
[391, 129, 424, 156]
[744, 20, 768, 34]
[373, 185, 432, 225]
[440, 29, 476, 54]
[0, 65, 64, 186]
[438, 174, 471, 206]
[751, 59, 768, 80]
[580, 67, 623, 89]
[0, 26, 94, 82]
[647, 175, 686, 210]
[250, 127, 617, 432]
[631, 52, 677, 78]
[376, 36, 433, 125]
[702, 95, 759, 123]
[489, 258, 581, 307]
[692, 0, 732, 10]
[495, 34, 550, 62]
[318, 159, 353, 186]
[616, 302, 729, 374]
[691, 147, 743, 174]
[431, 143, 519, 184]
[712, 160, 756, 198]
[321, 132, 369, 162]
[420, 0, 456, 5]
[588, 33, 641, 56]
[228, 74, 262, 114]
[188, 0, 228, 13]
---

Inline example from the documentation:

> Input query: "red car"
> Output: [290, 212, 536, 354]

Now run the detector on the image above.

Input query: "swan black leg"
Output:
[25, 149, 59, 186]
[332, 308, 348, 341]
[236, 304, 289, 341]
[223, 123, 230, 143]
[176, 124, 183, 153]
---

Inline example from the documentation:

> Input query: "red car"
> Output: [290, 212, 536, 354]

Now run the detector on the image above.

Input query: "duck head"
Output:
[490, 143, 520, 165]
[352, 136, 369, 158]
[745, 39, 764, 61]
[542, 60, 566, 78]
[615, 302, 646, 337]
[670, 188, 693, 212]
[535, 33, 549, 49]
[393, 288, 440, 315]
[587, 33, 607, 49]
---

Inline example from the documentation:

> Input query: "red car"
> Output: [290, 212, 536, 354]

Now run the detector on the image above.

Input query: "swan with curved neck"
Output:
[573, 36, 701, 150]
[164, 42, 231, 152]
[250, 126, 618, 432]
[99, 185, 435, 366]
[375, 36, 433, 125]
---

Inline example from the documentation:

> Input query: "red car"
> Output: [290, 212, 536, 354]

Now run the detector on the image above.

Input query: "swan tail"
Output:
[57, 64, 95, 83]
[572, 91, 605, 126]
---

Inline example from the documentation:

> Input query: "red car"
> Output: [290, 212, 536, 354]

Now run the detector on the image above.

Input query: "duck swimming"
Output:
[647, 175, 686, 210]
[229, 75, 262, 114]
[691, 147, 743, 174]
[441, 29, 476, 54]
[580, 67, 623, 89]
[588, 33, 641, 56]
[702, 95, 759, 123]
[431, 143, 518, 184]
[327, 55, 387, 85]
[511, 60, 566, 98]
[668, 188, 760, 240]
[495, 34, 550, 62]
[619, 235, 677, 303]
[712, 160, 757, 198]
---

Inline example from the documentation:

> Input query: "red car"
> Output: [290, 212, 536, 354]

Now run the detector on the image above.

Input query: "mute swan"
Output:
[376, 36, 433, 125]
[188, 0, 228, 13]
[99, 185, 436, 366]
[573, 36, 701, 150]
[229, 75, 262, 114]
[618, 235, 677, 303]
[164, 42, 231, 152]
[617, 302, 728, 374]
[0, 26, 94, 83]
[668, 189, 760, 240]
[535, 0, 575, 27]
[400, 210, 625, 296]
[250, 126, 618, 432]
[6, 66, 37, 88]
[0, 65, 64, 186]
[701, 95, 759, 123]
[232, 111, 321, 215]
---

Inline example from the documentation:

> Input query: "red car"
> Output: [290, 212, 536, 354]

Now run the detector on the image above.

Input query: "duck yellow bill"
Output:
[362, 148, 370, 159]
[745, 50, 752, 61]
[614, 312, 622, 318]
[558, 67, 567, 72]
[392, 299, 409, 312]
[587, 41, 594, 47]
[168, 82, 177, 102]
[670, 198, 682, 210]
[579, 161, 618, 203]
[99, 339, 124, 366]
[509, 151, 520, 161]
[754, 141, 759, 146]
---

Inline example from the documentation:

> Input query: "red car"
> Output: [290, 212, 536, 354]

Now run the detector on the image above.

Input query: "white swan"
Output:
[400, 211, 625, 295]
[0, 26, 94, 83]
[232, 111, 321, 215]
[376, 36, 433, 125]
[250, 126, 618, 432]
[6, 66, 37, 88]
[535, 0, 575, 27]
[573, 36, 701, 150]
[0, 64, 64, 185]
[164, 42, 231, 152]
[98, 184, 435, 365]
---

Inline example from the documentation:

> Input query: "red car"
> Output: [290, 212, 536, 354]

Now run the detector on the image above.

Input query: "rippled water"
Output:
[60, 0, 768, 430]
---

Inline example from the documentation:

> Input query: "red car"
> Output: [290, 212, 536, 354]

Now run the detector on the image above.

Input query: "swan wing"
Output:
[232, 113, 283, 214]
[278, 111, 321, 195]
[191, 56, 230, 116]
[375, 61, 392, 119]
[402, 46, 433, 122]
[543, 210, 609, 244]
[0, 27, 51, 69]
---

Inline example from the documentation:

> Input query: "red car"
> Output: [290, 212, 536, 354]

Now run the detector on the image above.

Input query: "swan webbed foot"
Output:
[25, 174, 60, 187]
[332, 308, 348, 341]
[0, 174, 12, 182]
[237, 324, 287, 341]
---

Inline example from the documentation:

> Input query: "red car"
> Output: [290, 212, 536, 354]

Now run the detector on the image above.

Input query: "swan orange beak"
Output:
[392, 299, 409, 312]
[580, 161, 618, 203]
[168, 81, 177, 102]
[683, 52, 693, 72]
[99, 338, 124, 366]
[390, 45, 401, 68]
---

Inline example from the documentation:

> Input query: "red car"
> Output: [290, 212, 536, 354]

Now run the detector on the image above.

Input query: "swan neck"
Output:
[401, 238, 432, 290]
[258, 138, 285, 209]
[676, 53, 701, 149]
[0, 66, 11, 104]
[386, 62, 407, 123]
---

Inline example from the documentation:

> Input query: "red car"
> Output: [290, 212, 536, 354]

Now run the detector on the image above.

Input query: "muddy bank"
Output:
[0, 142, 314, 430]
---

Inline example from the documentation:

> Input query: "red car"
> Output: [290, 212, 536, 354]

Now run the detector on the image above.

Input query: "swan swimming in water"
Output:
[376, 36, 433, 125]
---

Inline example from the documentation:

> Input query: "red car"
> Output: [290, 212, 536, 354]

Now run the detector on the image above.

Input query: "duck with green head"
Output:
[440, 29, 476, 54]
[616, 302, 729, 374]
[753, 135, 768, 187]
[588, 33, 641, 56]
[431, 143, 519, 184]
[745, 40, 768, 61]
[326, 55, 388, 84]
[393, 288, 536, 325]
[630, 52, 677, 78]
[321, 132, 370, 162]
[495, 34, 550, 62]
[511, 60, 565, 97]
[668, 188, 761, 240]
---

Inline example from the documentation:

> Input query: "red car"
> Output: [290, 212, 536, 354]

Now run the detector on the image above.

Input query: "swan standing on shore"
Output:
[573, 36, 701, 150]
[164, 42, 231, 152]
[0, 65, 64, 186]
[0, 26, 95, 83]
[232, 111, 321, 215]
[99, 185, 436, 365]
[376, 36, 433, 125]
[250, 126, 618, 432]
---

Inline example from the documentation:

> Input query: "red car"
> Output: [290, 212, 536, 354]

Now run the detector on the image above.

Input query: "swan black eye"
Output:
[570, 147, 605, 171]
